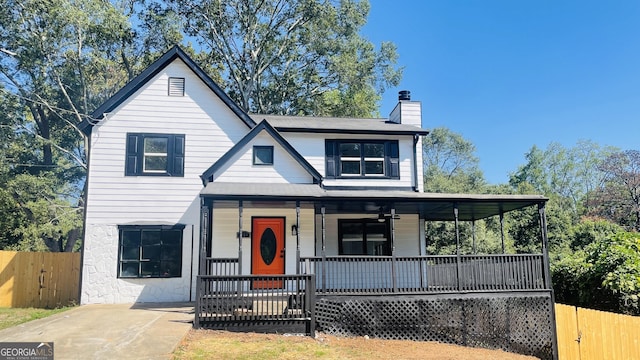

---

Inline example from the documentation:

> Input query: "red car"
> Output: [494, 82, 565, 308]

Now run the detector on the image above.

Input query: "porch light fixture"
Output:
[291, 224, 298, 236]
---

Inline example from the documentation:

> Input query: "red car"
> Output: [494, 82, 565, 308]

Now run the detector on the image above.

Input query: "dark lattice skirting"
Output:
[315, 292, 554, 360]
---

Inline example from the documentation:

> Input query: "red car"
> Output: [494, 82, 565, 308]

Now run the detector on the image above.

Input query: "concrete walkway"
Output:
[0, 303, 194, 360]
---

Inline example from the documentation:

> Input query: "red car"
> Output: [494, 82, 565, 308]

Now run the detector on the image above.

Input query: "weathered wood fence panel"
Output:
[556, 303, 640, 360]
[0, 251, 80, 308]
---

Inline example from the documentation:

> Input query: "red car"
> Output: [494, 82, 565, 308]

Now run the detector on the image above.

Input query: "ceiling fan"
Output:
[377, 207, 400, 222]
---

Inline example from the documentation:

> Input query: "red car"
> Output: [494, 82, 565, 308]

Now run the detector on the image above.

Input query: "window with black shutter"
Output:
[125, 133, 185, 176]
[325, 140, 399, 179]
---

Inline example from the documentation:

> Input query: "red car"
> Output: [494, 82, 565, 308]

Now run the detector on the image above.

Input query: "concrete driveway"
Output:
[0, 303, 194, 360]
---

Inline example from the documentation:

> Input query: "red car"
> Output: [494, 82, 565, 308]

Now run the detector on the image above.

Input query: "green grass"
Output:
[0, 306, 74, 330]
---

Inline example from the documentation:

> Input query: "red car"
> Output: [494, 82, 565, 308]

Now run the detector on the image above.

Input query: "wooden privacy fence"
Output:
[556, 303, 640, 360]
[0, 251, 80, 308]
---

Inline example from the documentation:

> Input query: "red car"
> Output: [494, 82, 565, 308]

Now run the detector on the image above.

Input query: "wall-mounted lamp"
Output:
[291, 224, 298, 236]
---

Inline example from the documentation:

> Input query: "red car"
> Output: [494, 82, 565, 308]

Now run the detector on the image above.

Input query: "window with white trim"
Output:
[118, 224, 184, 278]
[325, 140, 399, 179]
[253, 146, 274, 165]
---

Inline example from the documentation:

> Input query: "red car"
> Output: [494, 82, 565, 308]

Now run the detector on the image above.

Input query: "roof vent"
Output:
[398, 90, 411, 101]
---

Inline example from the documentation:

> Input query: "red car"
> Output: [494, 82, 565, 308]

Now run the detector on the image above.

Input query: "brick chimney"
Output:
[388, 90, 422, 128]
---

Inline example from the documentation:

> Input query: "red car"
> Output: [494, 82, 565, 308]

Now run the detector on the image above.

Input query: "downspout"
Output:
[77, 132, 91, 304]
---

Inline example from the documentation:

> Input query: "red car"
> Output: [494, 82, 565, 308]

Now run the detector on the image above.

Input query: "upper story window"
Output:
[253, 146, 274, 165]
[125, 133, 185, 176]
[168, 77, 185, 96]
[325, 140, 399, 179]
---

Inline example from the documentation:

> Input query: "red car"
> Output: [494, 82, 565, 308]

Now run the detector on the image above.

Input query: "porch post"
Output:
[472, 220, 476, 254]
[196, 198, 209, 329]
[199, 198, 209, 276]
[539, 202, 560, 360]
[499, 211, 505, 253]
[538, 203, 552, 289]
[454, 203, 461, 291]
[390, 206, 397, 292]
[238, 200, 243, 275]
[321, 205, 326, 293]
[296, 201, 300, 275]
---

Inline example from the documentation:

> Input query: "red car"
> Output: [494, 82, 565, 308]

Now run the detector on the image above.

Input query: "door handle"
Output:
[280, 249, 285, 258]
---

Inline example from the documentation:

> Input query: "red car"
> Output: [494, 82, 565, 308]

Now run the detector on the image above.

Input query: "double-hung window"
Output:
[118, 224, 184, 278]
[325, 140, 399, 179]
[125, 133, 185, 176]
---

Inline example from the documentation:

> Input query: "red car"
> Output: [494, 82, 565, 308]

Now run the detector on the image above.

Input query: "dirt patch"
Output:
[173, 329, 539, 360]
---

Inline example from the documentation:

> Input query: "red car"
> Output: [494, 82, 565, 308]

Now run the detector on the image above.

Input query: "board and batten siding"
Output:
[210, 206, 316, 275]
[82, 59, 252, 304]
[282, 133, 418, 189]
[213, 132, 315, 184]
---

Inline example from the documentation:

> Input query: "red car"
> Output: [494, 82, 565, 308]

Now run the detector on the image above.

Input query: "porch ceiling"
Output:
[200, 182, 548, 221]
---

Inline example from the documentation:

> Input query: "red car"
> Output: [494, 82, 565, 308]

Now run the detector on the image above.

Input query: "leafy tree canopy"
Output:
[169, 0, 402, 116]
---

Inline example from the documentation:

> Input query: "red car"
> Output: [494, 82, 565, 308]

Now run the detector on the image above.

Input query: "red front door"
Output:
[251, 217, 285, 289]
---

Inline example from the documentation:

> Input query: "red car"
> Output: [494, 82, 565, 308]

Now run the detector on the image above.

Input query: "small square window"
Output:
[253, 146, 274, 165]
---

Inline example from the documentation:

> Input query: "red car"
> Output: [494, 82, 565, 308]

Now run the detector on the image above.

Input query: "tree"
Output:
[0, 0, 184, 251]
[169, 0, 402, 116]
[553, 229, 640, 315]
[509, 141, 615, 253]
[510, 141, 614, 217]
[590, 150, 640, 231]
[423, 127, 485, 193]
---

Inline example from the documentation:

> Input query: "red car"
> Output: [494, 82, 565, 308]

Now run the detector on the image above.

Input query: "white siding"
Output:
[282, 133, 417, 188]
[213, 132, 314, 184]
[210, 205, 316, 274]
[388, 101, 422, 128]
[82, 59, 251, 304]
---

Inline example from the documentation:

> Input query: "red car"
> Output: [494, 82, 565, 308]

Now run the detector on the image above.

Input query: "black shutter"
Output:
[386, 141, 400, 179]
[125, 134, 141, 175]
[325, 140, 337, 178]
[172, 134, 185, 176]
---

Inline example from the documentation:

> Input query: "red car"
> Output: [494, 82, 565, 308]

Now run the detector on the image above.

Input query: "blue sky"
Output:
[363, 1, 640, 184]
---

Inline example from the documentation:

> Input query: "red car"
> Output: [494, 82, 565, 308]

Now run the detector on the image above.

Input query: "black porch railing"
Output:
[195, 274, 316, 334]
[204, 257, 238, 276]
[298, 254, 546, 294]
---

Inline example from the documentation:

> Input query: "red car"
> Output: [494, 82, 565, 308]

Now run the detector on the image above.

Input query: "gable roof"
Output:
[257, 114, 429, 136]
[200, 120, 323, 185]
[79, 46, 256, 135]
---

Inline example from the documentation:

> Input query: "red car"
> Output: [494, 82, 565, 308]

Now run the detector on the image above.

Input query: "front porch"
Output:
[194, 185, 557, 359]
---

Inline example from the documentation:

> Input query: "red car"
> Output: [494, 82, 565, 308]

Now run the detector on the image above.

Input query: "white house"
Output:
[79, 46, 556, 359]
